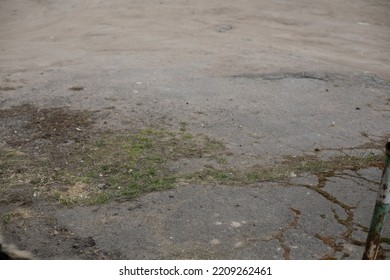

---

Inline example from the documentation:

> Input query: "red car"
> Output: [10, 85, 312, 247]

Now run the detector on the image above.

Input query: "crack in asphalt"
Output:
[272, 207, 302, 260]
[228, 72, 339, 82]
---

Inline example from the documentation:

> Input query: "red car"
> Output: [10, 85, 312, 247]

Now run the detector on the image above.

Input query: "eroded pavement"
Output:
[54, 167, 387, 260]
[0, 0, 390, 259]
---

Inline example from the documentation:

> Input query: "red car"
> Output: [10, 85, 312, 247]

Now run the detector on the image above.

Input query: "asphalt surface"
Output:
[0, 0, 389, 259]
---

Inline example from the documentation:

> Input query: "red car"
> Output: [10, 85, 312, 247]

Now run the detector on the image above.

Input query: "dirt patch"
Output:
[0, 104, 94, 147]
[0, 104, 229, 258]
[0, 105, 96, 205]
[0, 103, 386, 259]
[0, 105, 229, 206]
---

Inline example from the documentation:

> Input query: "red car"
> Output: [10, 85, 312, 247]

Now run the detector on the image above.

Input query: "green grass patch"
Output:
[186, 152, 385, 185]
[0, 127, 385, 206]
[0, 128, 227, 205]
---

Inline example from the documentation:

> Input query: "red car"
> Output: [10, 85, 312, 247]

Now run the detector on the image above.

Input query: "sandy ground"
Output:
[0, 0, 389, 259]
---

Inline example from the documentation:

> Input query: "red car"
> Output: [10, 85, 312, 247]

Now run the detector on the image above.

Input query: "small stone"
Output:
[230, 221, 241, 228]
[216, 24, 233, 33]
[210, 239, 221, 245]
[69, 86, 84, 91]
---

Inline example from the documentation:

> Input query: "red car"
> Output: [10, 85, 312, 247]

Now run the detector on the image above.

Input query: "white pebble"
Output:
[210, 239, 221, 245]
[230, 221, 241, 228]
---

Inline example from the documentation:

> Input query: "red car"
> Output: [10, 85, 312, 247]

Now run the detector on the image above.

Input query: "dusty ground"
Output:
[0, 0, 389, 259]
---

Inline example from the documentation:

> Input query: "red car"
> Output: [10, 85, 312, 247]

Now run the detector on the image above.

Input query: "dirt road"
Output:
[0, 0, 389, 259]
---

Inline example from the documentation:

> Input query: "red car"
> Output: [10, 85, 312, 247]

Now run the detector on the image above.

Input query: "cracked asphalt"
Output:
[1, 0, 390, 259]
[54, 167, 388, 260]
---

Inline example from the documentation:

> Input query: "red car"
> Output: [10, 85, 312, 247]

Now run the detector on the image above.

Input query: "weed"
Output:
[0, 125, 386, 206]
[1, 128, 227, 205]
[2, 212, 19, 224]
[216, 157, 228, 165]
[185, 151, 384, 186]
[179, 122, 188, 132]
